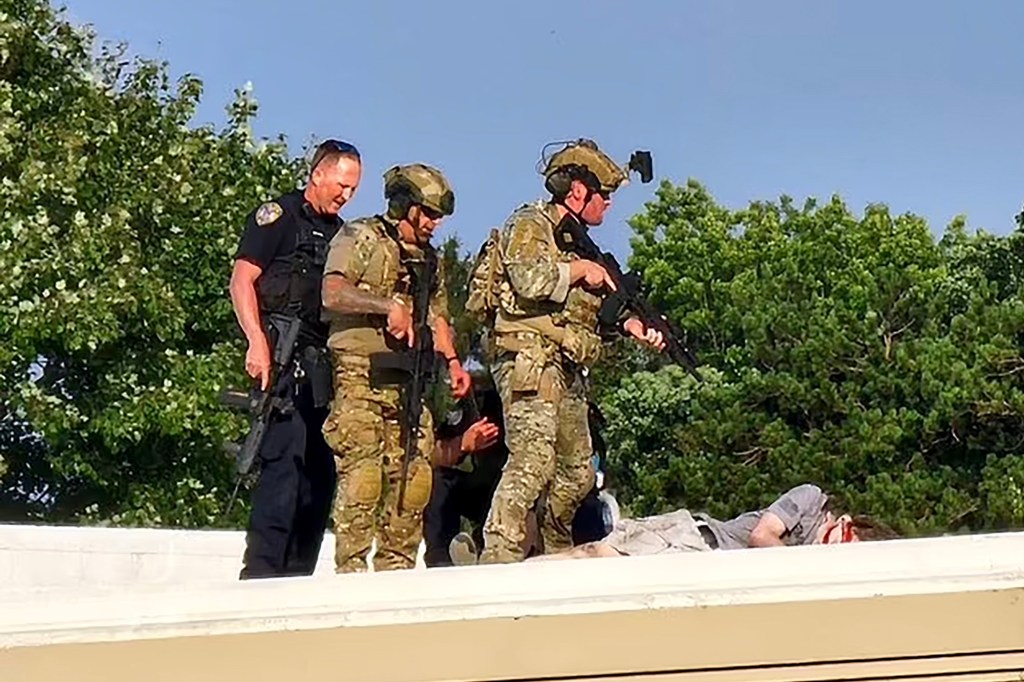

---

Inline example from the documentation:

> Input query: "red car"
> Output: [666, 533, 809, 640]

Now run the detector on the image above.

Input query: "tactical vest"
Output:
[465, 228, 503, 325]
[325, 216, 440, 357]
[488, 203, 606, 367]
[257, 207, 339, 343]
[387, 220, 440, 307]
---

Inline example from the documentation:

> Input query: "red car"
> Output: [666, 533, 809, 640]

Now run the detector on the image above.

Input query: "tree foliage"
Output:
[0, 0, 489, 527]
[0, 0, 303, 526]
[5, 0, 1024, 540]
[598, 180, 1024, 536]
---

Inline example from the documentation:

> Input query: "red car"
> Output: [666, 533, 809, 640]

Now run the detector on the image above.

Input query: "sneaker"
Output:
[448, 532, 479, 566]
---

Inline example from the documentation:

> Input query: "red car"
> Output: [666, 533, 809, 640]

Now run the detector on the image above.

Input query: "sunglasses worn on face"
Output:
[584, 182, 610, 201]
[421, 205, 444, 221]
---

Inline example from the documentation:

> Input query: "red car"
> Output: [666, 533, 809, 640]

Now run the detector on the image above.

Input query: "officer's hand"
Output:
[461, 418, 501, 454]
[623, 317, 666, 351]
[387, 300, 414, 347]
[245, 335, 272, 390]
[448, 359, 472, 399]
[571, 260, 617, 293]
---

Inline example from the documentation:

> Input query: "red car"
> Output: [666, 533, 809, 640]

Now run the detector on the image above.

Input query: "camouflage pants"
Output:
[322, 353, 435, 573]
[479, 346, 594, 564]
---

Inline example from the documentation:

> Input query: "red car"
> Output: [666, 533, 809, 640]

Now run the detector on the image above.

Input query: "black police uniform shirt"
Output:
[234, 189, 342, 341]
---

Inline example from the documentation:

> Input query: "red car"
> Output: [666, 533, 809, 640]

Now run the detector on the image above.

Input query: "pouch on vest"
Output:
[465, 228, 503, 324]
[561, 326, 603, 367]
[510, 343, 548, 394]
[255, 275, 291, 315]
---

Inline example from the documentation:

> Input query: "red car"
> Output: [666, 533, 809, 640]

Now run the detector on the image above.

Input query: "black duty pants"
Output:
[240, 377, 336, 579]
[423, 466, 497, 567]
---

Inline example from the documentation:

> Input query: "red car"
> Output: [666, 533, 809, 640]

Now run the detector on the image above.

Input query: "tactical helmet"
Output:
[540, 138, 628, 197]
[383, 163, 455, 217]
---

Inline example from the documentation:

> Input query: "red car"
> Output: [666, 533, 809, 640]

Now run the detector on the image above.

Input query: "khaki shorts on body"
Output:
[603, 509, 714, 556]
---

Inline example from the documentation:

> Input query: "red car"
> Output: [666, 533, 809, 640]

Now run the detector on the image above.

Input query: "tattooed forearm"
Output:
[322, 274, 393, 316]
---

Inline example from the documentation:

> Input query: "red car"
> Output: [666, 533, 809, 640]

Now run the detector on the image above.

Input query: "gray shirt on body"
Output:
[700, 484, 829, 550]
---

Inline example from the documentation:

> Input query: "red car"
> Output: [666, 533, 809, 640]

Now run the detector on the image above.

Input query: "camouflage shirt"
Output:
[494, 201, 605, 364]
[323, 214, 448, 355]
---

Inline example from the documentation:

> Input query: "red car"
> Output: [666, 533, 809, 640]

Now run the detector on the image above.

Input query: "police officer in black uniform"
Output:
[229, 139, 363, 579]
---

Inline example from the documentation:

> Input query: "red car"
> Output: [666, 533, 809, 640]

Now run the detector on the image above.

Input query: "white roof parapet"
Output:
[1, 530, 1023, 681]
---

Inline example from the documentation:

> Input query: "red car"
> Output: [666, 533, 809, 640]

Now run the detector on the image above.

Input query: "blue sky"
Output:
[60, 1, 1024, 260]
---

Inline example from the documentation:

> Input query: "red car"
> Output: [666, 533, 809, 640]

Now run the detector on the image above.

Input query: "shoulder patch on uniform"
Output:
[255, 202, 283, 226]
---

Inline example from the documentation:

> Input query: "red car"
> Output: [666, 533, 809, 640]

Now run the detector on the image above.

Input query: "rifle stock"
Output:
[220, 313, 303, 513]
[555, 221, 702, 381]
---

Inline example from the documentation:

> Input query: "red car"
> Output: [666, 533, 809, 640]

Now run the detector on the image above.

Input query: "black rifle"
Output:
[368, 248, 440, 512]
[220, 313, 303, 513]
[553, 220, 702, 381]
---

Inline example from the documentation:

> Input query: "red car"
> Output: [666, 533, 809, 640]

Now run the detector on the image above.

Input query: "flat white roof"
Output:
[2, 526, 1023, 681]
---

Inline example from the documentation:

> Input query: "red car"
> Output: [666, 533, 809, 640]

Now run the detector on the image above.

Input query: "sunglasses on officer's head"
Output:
[321, 139, 360, 157]
[310, 139, 361, 170]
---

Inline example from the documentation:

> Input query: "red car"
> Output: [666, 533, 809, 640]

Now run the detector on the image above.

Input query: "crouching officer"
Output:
[229, 140, 363, 579]
[423, 377, 506, 567]
[321, 163, 472, 573]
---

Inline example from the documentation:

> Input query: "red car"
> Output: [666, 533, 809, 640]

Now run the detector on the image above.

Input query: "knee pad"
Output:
[402, 459, 433, 511]
[344, 460, 383, 507]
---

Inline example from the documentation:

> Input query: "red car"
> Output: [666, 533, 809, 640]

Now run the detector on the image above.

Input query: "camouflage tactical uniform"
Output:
[480, 201, 607, 563]
[321, 214, 448, 572]
[476, 139, 632, 564]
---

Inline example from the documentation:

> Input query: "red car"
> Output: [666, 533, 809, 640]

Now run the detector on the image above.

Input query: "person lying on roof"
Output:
[530, 483, 898, 560]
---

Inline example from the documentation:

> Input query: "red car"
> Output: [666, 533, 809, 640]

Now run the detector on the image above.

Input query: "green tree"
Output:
[600, 180, 1024, 535]
[423, 234, 476, 419]
[438, 234, 474, 360]
[0, 0, 304, 526]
